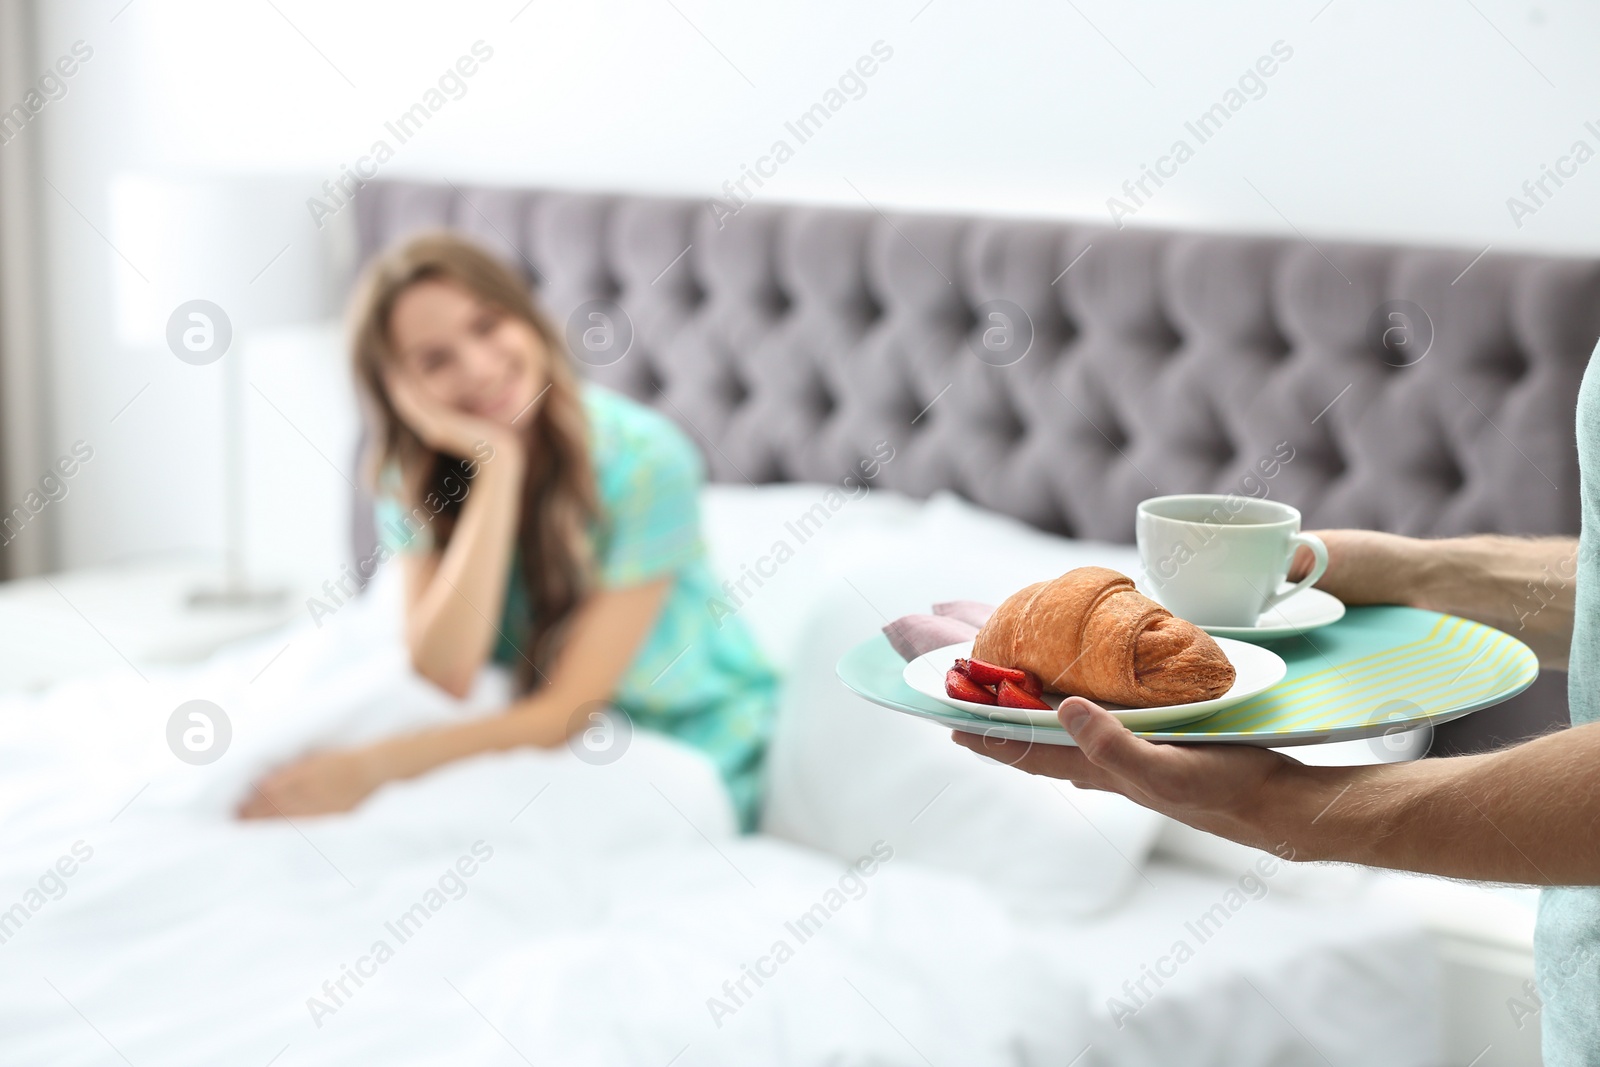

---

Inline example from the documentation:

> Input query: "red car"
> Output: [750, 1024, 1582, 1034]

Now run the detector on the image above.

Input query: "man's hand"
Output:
[1289, 529, 1425, 607]
[1293, 528, 1576, 668]
[953, 693, 1600, 884]
[238, 748, 382, 820]
[952, 697, 1308, 853]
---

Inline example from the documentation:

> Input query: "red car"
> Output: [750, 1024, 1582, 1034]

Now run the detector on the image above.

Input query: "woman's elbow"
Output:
[432, 670, 476, 701]
[405, 640, 478, 700]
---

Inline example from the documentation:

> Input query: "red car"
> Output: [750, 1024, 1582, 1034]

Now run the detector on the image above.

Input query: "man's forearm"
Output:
[1409, 534, 1578, 669]
[1257, 721, 1600, 884]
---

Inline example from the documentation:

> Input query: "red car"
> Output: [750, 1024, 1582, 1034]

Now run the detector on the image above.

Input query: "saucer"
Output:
[901, 637, 1287, 729]
[1193, 587, 1346, 640]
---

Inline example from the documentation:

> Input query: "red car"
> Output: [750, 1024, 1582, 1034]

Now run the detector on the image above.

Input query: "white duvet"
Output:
[0, 566, 1085, 1066]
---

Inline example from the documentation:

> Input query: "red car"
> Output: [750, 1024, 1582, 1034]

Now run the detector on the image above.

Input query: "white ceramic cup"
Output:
[1136, 494, 1328, 627]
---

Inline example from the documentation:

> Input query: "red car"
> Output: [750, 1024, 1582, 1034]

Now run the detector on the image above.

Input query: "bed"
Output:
[0, 483, 1442, 1067]
[4, 178, 1593, 1065]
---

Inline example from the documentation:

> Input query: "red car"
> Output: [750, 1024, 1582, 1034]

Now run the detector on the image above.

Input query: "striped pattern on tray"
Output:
[1157, 607, 1539, 740]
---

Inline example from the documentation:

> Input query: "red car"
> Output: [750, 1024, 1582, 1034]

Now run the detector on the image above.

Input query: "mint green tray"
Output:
[835, 606, 1539, 747]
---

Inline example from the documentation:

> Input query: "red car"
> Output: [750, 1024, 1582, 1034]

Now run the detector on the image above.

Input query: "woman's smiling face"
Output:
[388, 278, 547, 426]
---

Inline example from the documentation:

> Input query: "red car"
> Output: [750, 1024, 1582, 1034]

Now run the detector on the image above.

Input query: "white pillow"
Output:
[757, 490, 1167, 919]
[910, 488, 1145, 597]
[699, 483, 927, 674]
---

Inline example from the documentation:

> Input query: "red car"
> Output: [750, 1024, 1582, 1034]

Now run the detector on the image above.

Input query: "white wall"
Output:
[24, 0, 1600, 571]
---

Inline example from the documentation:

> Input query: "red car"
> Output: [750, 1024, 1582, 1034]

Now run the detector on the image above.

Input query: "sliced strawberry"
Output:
[996, 678, 1051, 710]
[1014, 669, 1044, 698]
[945, 668, 998, 705]
[965, 657, 1029, 688]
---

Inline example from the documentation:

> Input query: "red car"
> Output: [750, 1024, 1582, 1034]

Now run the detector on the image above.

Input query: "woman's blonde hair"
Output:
[348, 230, 599, 692]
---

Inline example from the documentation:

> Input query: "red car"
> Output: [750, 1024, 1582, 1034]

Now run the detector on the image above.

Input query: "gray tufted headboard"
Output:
[350, 179, 1600, 753]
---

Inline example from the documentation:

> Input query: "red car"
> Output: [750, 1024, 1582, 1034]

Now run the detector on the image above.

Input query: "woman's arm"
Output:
[385, 373, 526, 697]
[397, 452, 524, 697]
[364, 576, 672, 779]
[237, 577, 671, 818]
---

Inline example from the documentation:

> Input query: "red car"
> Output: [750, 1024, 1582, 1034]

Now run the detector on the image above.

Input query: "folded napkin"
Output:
[883, 600, 996, 661]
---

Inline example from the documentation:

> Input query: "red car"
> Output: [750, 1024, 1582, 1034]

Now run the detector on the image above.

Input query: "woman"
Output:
[239, 232, 779, 831]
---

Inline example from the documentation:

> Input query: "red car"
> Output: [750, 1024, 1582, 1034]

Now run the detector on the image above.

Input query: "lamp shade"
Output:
[109, 172, 341, 349]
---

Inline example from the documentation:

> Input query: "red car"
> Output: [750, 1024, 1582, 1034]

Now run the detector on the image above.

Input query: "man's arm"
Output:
[949, 528, 1591, 884]
[1271, 722, 1600, 883]
[955, 704, 1600, 884]
[1291, 530, 1577, 669]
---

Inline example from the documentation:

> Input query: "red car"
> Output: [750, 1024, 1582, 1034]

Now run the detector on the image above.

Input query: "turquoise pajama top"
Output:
[375, 383, 779, 831]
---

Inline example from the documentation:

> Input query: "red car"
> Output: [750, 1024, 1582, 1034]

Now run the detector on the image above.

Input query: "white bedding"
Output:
[0, 485, 1443, 1065]
[1065, 860, 1441, 1066]
[0, 569, 1078, 1065]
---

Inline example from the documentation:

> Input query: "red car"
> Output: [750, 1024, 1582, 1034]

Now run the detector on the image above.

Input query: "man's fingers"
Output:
[950, 729, 1113, 787]
[949, 701, 1182, 797]
[951, 729, 1037, 767]
[1059, 698, 1183, 788]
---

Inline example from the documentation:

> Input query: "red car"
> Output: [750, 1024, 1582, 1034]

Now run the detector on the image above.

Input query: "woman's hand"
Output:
[385, 369, 519, 461]
[238, 748, 383, 820]
[952, 697, 1305, 851]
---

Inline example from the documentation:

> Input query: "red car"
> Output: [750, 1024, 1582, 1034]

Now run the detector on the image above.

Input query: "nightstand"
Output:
[0, 556, 314, 692]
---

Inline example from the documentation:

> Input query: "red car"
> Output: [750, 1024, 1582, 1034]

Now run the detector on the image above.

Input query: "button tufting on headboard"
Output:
[353, 179, 1599, 544]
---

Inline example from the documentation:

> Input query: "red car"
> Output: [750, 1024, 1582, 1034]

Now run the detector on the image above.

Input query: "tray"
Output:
[835, 606, 1538, 747]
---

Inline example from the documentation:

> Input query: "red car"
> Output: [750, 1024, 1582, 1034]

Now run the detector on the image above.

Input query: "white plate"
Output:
[902, 637, 1288, 729]
[1191, 587, 1346, 640]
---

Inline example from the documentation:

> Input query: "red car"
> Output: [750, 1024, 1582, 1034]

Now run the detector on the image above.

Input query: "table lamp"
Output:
[110, 173, 343, 608]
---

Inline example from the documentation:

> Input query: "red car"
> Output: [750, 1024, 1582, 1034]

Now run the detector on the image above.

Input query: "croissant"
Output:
[971, 566, 1235, 708]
